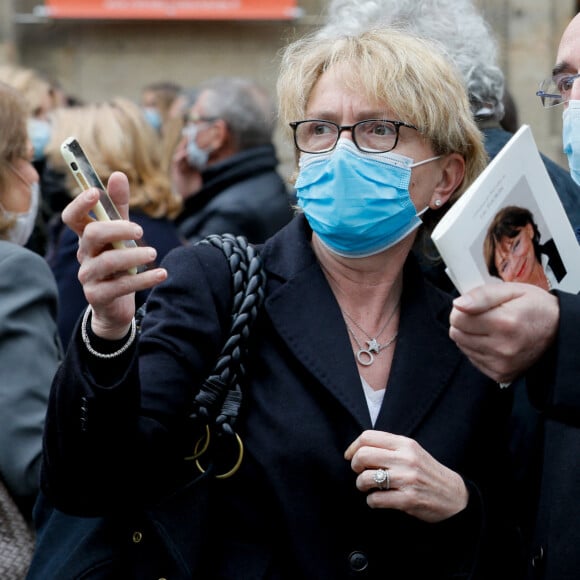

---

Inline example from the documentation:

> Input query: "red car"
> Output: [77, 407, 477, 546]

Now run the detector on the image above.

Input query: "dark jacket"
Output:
[36, 215, 522, 579]
[524, 290, 580, 580]
[175, 144, 293, 244]
[479, 126, 580, 580]
[0, 241, 61, 519]
[46, 211, 183, 350]
[539, 238, 566, 283]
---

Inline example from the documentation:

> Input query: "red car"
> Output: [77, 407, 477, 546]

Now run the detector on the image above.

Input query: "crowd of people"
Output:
[0, 0, 578, 578]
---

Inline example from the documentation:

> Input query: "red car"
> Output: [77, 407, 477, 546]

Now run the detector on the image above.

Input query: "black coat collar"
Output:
[260, 215, 465, 433]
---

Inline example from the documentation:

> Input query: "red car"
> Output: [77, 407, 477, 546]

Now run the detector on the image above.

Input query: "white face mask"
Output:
[4, 181, 40, 246]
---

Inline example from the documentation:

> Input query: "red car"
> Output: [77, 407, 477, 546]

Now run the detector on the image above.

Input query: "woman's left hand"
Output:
[344, 430, 468, 523]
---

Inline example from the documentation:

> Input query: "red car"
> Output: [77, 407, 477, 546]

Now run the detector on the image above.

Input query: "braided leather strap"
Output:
[190, 233, 266, 436]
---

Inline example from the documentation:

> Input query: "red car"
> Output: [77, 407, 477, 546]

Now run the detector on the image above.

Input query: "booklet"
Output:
[431, 124, 580, 294]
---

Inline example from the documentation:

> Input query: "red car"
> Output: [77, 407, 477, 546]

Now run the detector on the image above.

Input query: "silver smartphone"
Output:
[60, 136, 139, 273]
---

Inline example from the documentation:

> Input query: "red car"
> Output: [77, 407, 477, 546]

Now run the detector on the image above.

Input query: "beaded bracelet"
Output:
[81, 305, 137, 359]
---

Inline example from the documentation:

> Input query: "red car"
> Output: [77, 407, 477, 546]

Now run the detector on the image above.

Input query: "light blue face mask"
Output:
[143, 107, 163, 132]
[27, 118, 51, 162]
[183, 124, 210, 170]
[563, 100, 580, 186]
[295, 139, 440, 258]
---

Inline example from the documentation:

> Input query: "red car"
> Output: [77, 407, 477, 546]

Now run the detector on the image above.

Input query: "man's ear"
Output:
[430, 153, 465, 208]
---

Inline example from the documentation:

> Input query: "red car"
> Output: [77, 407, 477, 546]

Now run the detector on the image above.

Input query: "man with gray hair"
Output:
[172, 76, 293, 244]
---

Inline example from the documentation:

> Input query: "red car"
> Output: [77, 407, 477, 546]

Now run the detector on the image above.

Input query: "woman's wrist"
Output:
[81, 305, 136, 359]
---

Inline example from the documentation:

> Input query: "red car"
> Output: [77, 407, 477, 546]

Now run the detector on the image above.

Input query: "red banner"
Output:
[45, 0, 301, 20]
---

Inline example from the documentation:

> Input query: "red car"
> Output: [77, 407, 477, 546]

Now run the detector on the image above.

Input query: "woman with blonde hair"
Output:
[33, 29, 522, 579]
[0, 80, 62, 530]
[45, 97, 184, 349]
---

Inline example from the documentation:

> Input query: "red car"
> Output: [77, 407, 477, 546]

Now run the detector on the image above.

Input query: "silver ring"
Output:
[373, 468, 390, 490]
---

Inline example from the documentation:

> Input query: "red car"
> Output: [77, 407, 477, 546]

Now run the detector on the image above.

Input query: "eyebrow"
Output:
[304, 111, 389, 121]
[552, 61, 574, 77]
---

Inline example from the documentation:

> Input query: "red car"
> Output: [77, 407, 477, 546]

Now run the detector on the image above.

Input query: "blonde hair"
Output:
[0, 81, 30, 237]
[277, 28, 487, 239]
[46, 97, 182, 219]
[0, 64, 55, 117]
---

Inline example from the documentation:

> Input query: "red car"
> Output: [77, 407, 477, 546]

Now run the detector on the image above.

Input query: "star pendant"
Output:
[366, 338, 381, 354]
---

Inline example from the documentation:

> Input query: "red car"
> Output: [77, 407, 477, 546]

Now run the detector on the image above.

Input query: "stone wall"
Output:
[1, 0, 578, 175]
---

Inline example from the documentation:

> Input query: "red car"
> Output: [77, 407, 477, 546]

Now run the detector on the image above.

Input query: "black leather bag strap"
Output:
[136, 233, 266, 479]
[191, 233, 266, 435]
[179, 234, 266, 480]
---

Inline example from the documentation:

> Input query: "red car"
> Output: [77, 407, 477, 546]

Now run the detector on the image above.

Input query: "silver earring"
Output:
[433, 199, 442, 208]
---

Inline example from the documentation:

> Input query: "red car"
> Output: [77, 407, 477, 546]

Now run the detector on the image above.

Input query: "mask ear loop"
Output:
[409, 154, 442, 168]
[416, 205, 430, 219]
[9, 163, 34, 188]
[410, 154, 445, 216]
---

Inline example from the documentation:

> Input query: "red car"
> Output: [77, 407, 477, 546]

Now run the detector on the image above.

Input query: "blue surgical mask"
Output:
[27, 118, 51, 162]
[563, 100, 580, 186]
[295, 139, 440, 258]
[183, 124, 210, 170]
[143, 107, 163, 132]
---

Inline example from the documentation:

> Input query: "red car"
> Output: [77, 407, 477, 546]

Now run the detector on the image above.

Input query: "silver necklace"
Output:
[341, 299, 400, 366]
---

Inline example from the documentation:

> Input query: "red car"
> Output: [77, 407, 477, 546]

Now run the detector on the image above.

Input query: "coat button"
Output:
[80, 397, 89, 432]
[348, 551, 369, 572]
[531, 545, 544, 568]
[132, 531, 143, 544]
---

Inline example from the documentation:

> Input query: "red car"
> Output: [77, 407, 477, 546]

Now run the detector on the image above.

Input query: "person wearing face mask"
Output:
[0, 64, 60, 257]
[31, 29, 524, 579]
[170, 76, 294, 244]
[0, 65, 56, 165]
[448, 12, 580, 580]
[0, 81, 62, 531]
[140, 80, 183, 135]
[318, 0, 580, 294]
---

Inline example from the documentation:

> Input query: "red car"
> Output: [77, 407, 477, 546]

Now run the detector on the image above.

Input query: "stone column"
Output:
[0, 0, 18, 65]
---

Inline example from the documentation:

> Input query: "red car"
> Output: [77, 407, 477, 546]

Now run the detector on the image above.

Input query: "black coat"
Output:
[525, 291, 580, 580]
[175, 144, 294, 244]
[36, 216, 522, 579]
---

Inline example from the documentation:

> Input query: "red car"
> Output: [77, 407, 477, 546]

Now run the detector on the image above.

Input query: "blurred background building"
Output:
[1, 0, 578, 180]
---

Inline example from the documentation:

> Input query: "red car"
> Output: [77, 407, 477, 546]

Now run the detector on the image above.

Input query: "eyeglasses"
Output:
[184, 113, 219, 125]
[289, 119, 418, 154]
[536, 73, 580, 108]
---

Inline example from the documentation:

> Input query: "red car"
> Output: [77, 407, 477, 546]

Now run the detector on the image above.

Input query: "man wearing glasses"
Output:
[171, 76, 293, 245]
[451, 12, 580, 580]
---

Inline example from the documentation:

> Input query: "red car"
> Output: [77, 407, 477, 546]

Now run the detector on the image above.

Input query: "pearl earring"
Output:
[433, 199, 442, 208]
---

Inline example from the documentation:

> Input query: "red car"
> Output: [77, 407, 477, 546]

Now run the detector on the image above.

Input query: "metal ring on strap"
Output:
[193, 432, 244, 480]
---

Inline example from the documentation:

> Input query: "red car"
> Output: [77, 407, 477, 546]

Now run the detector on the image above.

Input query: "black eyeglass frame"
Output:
[289, 118, 418, 154]
[183, 114, 220, 125]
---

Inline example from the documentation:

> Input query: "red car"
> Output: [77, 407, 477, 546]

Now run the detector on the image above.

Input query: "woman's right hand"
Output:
[61, 171, 168, 340]
[345, 430, 468, 523]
